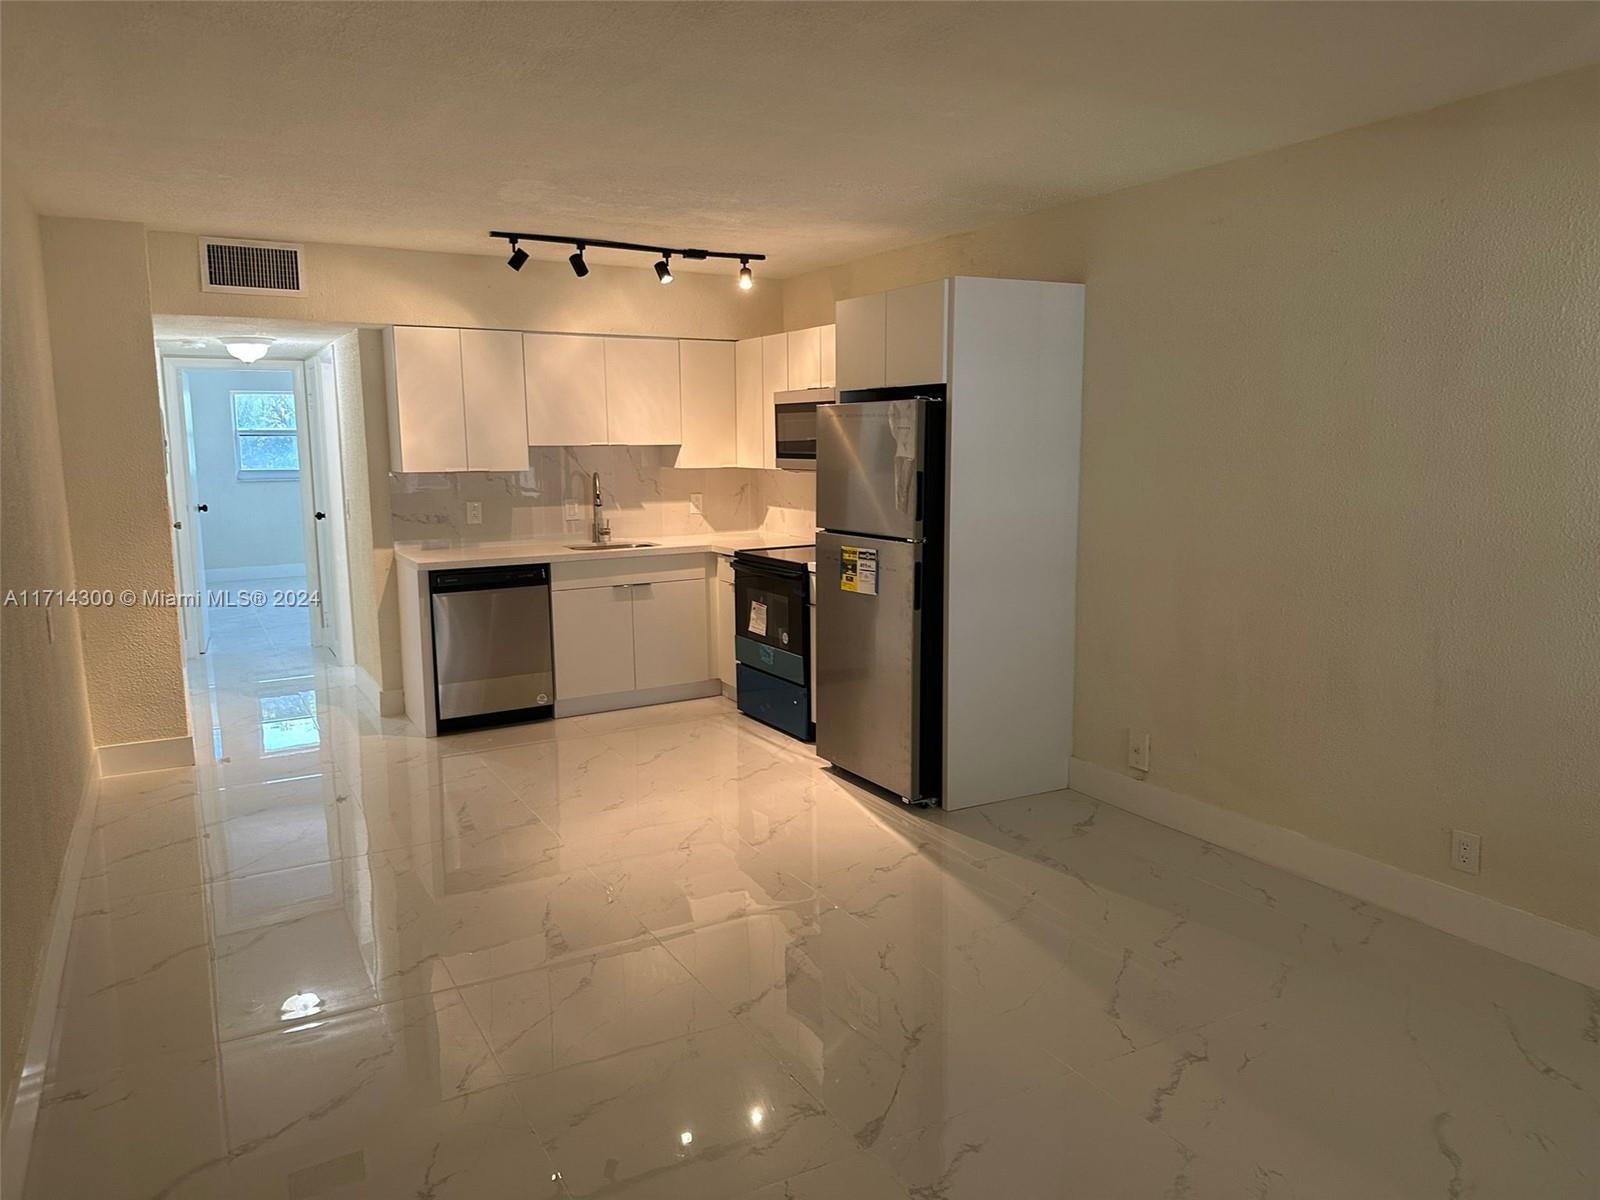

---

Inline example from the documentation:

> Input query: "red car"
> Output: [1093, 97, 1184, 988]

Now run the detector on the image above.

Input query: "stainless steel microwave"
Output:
[773, 388, 838, 469]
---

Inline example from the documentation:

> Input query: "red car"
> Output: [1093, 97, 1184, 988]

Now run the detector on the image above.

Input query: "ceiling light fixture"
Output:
[222, 336, 275, 363]
[490, 230, 763, 289]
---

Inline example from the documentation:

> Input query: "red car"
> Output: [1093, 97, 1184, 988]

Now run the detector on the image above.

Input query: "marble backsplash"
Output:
[390, 446, 817, 546]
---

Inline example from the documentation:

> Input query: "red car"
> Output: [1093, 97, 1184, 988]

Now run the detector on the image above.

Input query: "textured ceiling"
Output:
[152, 316, 355, 361]
[5, 2, 1599, 276]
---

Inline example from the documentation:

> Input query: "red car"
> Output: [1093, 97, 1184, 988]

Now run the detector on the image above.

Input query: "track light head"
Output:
[568, 245, 589, 278]
[738, 259, 753, 290]
[507, 240, 529, 271]
[654, 254, 673, 284]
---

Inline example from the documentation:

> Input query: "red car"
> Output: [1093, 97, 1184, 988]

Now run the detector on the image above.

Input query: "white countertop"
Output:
[394, 530, 818, 571]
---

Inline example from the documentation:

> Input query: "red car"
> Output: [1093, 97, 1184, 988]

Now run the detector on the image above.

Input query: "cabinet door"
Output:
[386, 326, 466, 472]
[716, 578, 735, 689]
[524, 333, 607, 446]
[735, 338, 764, 468]
[834, 293, 886, 391]
[632, 578, 710, 690]
[552, 585, 636, 699]
[760, 333, 788, 469]
[818, 324, 836, 388]
[676, 340, 736, 468]
[885, 278, 949, 387]
[604, 337, 682, 445]
[460, 328, 529, 471]
[786, 326, 821, 390]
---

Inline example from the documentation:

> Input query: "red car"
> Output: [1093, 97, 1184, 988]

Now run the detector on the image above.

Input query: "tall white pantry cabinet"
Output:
[831, 277, 1086, 811]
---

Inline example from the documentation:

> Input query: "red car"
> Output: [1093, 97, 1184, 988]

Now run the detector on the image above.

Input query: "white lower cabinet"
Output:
[552, 557, 717, 710]
[551, 585, 635, 700]
[713, 557, 735, 692]
[632, 578, 709, 690]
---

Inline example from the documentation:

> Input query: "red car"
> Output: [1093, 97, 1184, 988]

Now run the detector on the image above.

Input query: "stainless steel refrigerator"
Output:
[815, 393, 945, 804]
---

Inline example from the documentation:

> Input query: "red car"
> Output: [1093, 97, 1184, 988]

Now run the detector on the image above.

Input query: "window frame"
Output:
[230, 388, 301, 481]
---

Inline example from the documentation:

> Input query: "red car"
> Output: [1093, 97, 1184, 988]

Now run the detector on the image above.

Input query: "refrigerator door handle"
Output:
[913, 560, 923, 611]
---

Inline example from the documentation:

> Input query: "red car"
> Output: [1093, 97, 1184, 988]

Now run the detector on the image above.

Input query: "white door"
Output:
[157, 358, 205, 657]
[169, 364, 212, 655]
[461, 328, 529, 470]
[632, 578, 709, 690]
[604, 337, 682, 445]
[760, 333, 788, 469]
[308, 349, 355, 664]
[551, 586, 636, 699]
[835, 293, 887, 390]
[292, 361, 326, 646]
[734, 338, 764, 468]
[524, 332, 607, 446]
[885, 279, 950, 386]
[676, 340, 735, 467]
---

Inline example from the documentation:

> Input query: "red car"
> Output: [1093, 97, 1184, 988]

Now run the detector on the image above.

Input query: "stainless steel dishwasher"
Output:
[429, 564, 554, 732]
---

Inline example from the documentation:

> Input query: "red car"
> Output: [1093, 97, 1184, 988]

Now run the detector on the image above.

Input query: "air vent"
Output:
[199, 237, 305, 295]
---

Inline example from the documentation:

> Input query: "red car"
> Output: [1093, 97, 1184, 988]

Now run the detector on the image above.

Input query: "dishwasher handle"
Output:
[430, 564, 550, 593]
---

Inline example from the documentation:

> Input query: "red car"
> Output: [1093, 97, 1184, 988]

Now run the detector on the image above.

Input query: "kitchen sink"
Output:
[564, 541, 659, 551]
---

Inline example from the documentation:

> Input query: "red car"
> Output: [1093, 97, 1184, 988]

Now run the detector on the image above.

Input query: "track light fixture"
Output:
[490, 231, 763, 290]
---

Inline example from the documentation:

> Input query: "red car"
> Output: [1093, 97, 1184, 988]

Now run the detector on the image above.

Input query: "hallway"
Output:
[22, 630, 1599, 1197]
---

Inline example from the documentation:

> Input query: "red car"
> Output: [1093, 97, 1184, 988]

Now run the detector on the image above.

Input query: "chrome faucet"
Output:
[591, 472, 611, 544]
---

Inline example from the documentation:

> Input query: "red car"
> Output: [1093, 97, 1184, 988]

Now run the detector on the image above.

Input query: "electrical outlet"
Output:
[1450, 829, 1482, 875]
[1128, 731, 1151, 773]
[689, 492, 704, 516]
[563, 500, 583, 522]
[465, 501, 482, 526]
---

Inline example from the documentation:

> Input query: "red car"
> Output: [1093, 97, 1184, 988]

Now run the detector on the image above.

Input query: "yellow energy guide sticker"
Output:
[840, 546, 878, 595]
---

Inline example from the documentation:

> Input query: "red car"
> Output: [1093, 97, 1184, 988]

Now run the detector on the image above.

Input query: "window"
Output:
[231, 390, 299, 479]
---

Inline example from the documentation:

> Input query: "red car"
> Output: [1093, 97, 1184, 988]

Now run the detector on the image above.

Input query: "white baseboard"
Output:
[205, 562, 304, 584]
[1067, 759, 1600, 989]
[555, 679, 721, 719]
[96, 733, 195, 777]
[2, 765, 98, 1200]
[356, 668, 405, 718]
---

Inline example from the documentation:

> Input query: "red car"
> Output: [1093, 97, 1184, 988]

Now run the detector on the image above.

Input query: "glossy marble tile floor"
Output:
[24, 592, 1598, 1198]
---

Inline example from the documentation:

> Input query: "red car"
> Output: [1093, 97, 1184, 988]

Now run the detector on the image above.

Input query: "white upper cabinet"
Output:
[386, 326, 468, 473]
[760, 333, 788, 469]
[604, 337, 682, 445]
[523, 332, 606, 446]
[819, 323, 836, 387]
[835, 292, 887, 391]
[460, 328, 529, 471]
[786, 326, 822, 390]
[735, 337, 764, 468]
[676, 339, 736, 467]
[885, 278, 949, 386]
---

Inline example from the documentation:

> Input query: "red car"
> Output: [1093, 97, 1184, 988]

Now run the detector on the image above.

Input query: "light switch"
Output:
[690, 492, 704, 515]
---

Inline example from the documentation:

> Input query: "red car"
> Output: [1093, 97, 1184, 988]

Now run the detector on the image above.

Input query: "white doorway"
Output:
[160, 355, 347, 660]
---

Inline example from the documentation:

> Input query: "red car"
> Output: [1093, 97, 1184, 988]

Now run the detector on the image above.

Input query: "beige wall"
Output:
[146, 234, 781, 342]
[40, 217, 188, 746]
[783, 66, 1600, 934]
[331, 329, 401, 691]
[1, 179, 97, 1115]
